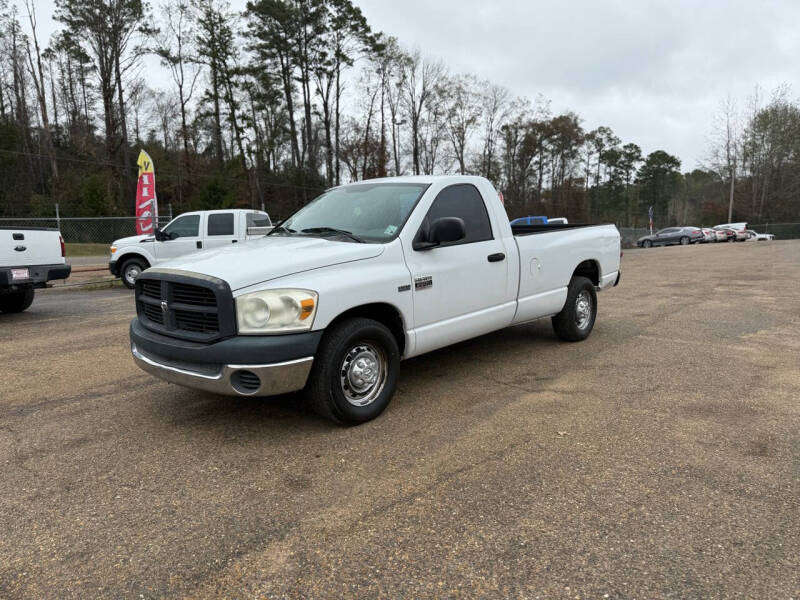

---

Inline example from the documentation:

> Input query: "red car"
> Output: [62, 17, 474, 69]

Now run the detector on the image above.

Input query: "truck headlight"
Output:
[236, 289, 317, 334]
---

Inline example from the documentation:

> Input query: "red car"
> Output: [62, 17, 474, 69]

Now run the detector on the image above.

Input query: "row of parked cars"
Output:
[636, 222, 775, 248]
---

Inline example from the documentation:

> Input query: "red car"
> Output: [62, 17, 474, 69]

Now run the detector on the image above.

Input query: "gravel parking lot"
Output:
[1, 241, 798, 599]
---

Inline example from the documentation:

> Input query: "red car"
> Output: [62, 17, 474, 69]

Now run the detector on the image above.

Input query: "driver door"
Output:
[403, 184, 515, 356]
[154, 213, 203, 262]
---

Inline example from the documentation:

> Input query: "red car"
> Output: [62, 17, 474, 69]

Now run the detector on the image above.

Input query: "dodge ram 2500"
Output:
[130, 176, 621, 424]
[1, 227, 71, 313]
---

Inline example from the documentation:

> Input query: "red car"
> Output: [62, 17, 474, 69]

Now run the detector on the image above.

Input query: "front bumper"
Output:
[109, 260, 120, 277]
[0, 263, 71, 290]
[130, 317, 322, 397]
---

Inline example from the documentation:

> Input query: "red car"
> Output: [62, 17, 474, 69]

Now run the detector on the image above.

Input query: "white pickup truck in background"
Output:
[109, 209, 272, 288]
[1, 227, 71, 313]
[129, 176, 620, 424]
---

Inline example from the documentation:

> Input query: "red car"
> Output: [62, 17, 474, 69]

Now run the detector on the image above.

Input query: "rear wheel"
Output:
[121, 258, 146, 289]
[552, 276, 597, 342]
[0, 288, 35, 313]
[680, 236, 690, 245]
[306, 317, 400, 425]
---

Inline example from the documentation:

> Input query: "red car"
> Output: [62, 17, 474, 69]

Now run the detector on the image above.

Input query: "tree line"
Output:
[0, 0, 797, 227]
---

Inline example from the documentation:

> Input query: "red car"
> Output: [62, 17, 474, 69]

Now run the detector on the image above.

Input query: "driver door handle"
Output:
[487, 253, 505, 262]
[196, 241, 203, 249]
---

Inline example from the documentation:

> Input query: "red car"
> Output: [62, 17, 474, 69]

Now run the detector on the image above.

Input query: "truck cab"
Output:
[110, 209, 271, 288]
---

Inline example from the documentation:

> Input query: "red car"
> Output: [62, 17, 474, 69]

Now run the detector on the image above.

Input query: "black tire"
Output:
[727, 236, 735, 243]
[0, 288, 35, 313]
[680, 236, 689, 245]
[306, 317, 400, 425]
[121, 258, 146, 289]
[642, 239, 652, 248]
[552, 276, 597, 342]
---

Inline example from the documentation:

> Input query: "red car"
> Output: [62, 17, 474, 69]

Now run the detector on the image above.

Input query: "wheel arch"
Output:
[117, 251, 151, 270]
[571, 259, 600, 286]
[325, 302, 407, 357]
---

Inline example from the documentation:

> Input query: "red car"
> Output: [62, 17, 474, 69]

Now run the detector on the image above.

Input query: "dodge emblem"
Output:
[160, 300, 169, 316]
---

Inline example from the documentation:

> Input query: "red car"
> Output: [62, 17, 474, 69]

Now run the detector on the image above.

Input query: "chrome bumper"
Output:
[131, 343, 313, 397]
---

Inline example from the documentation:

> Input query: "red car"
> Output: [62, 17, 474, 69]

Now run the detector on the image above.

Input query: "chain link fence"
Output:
[0, 216, 173, 244]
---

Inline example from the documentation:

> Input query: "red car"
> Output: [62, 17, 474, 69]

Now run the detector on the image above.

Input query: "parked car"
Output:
[637, 227, 704, 248]
[714, 227, 737, 242]
[746, 230, 775, 241]
[109, 209, 272, 288]
[129, 175, 621, 424]
[712, 228, 728, 242]
[1, 227, 71, 313]
[700, 228, 717, 242]
[714, 222, 748, 241]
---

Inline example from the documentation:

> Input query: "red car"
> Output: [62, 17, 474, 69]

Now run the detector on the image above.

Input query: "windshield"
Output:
[276, 183, 429, 243]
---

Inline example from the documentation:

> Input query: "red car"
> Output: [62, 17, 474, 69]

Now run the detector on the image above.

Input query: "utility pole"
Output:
[727, 155, 736, 223]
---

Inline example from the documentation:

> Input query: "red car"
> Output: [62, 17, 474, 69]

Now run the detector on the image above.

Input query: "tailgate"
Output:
[0, 228, 64, 268]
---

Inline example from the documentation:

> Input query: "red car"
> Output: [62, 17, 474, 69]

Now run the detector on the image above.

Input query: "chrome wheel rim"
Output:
[575, 290, 592, 330]
[125, 265, 141, 285]
[339, 343, 387, 407]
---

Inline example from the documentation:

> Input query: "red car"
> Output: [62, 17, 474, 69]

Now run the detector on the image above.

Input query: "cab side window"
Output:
[247, 212, 271, 228]
[207, 213, 234, 236]
[420, 184, 493, 246]
[163, 214, 200, 238]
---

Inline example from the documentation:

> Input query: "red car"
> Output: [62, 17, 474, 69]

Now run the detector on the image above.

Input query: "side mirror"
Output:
[154, 228, 163, 241]
[413, 217, 466, 250]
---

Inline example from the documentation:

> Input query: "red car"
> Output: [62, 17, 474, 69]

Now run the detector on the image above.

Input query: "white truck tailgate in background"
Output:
[0, 229, 63, 267]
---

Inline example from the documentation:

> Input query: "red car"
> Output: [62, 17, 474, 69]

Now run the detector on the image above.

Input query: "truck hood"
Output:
[114, 234, 154, 246]
[155, 235, 385, 291]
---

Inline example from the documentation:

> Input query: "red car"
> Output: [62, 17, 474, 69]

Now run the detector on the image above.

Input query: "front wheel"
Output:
[121, 258, 146, 289]
[642, 239, 652, 248]
[680, 236, 689, 245]
[552, 276, 597, 342]
[0, 288, 35, 313]
[306, 317, 400, 425]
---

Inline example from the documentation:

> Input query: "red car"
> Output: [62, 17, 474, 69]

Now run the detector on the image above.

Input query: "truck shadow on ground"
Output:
[155, 319, 562, 434]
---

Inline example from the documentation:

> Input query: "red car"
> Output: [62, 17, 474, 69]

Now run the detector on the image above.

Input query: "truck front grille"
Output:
[141, 301, 164, 325]
[134, 272, 234, 342]
[174, 308, 219, 333]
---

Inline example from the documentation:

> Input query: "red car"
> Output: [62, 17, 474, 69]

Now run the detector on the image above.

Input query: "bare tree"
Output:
[477, 82, 510, 181]
[400, 49, 445, 175]
[443, 73, 481, 174]
[22, 0, 57, 184]
[153, 0, 201, 162]
[707, 94, 740, 222]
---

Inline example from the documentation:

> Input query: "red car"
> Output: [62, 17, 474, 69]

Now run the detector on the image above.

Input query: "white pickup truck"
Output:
[129, 176, 620, 424]
[1, 227, 71, 313]
[109, 209, 272, 287]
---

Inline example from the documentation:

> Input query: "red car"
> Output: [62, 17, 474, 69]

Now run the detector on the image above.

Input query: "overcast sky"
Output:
[28, 0, 800, 170]
[356, 0, 800, 170]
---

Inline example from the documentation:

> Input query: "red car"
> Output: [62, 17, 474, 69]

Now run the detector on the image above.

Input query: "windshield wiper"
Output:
[300, 227, 365, 243]
[267, 221, 296, 235]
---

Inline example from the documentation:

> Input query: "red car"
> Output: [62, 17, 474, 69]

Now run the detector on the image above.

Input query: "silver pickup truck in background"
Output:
[1, 227, 71, 313]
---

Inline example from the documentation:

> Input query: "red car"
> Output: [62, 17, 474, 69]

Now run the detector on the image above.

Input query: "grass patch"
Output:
[66, 243, 109, 257]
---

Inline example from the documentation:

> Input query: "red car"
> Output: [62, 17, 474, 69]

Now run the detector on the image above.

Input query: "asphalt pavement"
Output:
[1, 241, 798, 599]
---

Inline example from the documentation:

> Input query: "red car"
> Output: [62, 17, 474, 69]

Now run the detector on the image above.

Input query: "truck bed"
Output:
[511, 222, 612, 236]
